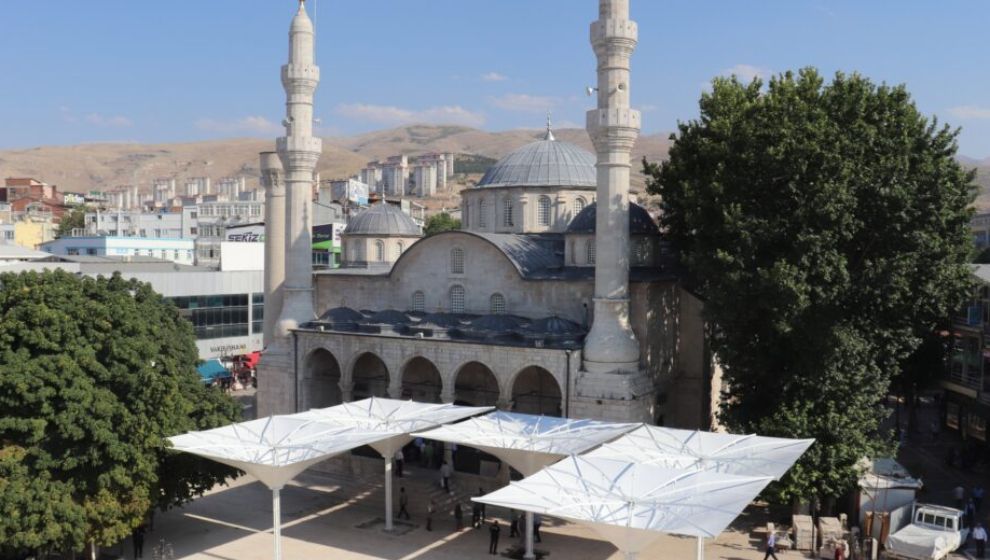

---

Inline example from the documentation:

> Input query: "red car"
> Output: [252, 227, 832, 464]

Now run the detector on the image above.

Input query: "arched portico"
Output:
[303, 348, 342, 409]
[453, 361, 501, 407]
[400, 356, 443, 403]
[511, 365, 562, 416]
[351, 352, 390, 399]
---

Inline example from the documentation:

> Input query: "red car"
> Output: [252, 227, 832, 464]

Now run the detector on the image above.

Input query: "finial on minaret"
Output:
[544, 110, 555, 141]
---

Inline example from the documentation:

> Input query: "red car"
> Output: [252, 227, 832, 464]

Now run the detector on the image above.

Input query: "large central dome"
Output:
[476, 133, 597, 189]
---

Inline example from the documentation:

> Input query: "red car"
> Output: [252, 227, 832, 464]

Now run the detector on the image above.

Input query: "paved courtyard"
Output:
[135, 471, 808, 560]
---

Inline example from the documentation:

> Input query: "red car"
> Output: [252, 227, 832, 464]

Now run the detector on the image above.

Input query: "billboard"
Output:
[331, 179, 369, 206]
[312, 222, 345, 250]
[225, 223, 265, 243]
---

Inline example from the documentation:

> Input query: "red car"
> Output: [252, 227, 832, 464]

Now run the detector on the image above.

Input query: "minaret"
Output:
[275, 0, 322, 335]
[260, 151, 285, 348]
[583, 0, 641, 373]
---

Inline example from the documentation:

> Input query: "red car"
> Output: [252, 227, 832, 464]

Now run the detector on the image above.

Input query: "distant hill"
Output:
[0, 125, 673, 197]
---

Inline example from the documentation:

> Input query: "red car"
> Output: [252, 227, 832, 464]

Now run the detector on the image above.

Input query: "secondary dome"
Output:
[476, 133, 597, 189]
[566, 202, 660, 235]
[343, 202, 421, 236]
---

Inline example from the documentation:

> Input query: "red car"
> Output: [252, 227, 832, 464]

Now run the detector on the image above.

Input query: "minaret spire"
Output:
[275, 0, 322, 335]
[582, 0, 641, 373]
[545, 110, 555, 141]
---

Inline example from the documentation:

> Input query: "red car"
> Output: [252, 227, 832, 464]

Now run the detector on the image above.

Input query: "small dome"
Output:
[417, 312, 464, 328]
[526, 316, 584, 335]
[566, 202, 660, 236]
[344, 202, 422, 236]
[367, 309, 411, 325]
[318, 306, 365, 323]
[476, 137, 596, 189]
[468, 314, 528, 332]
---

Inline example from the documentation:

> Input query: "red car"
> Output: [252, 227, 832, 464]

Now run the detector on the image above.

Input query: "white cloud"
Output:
[481, 72, 508, 82]
[195, 115, 282, 135]
[488, 93, 559, 113]
[947, 106, 990, 120]
[334, 103, 485, 128]
[553, 119, 583, 129]
[638, 104, 659, 113]
[721, 64, 772, 83]
[84, 113, 133, 127]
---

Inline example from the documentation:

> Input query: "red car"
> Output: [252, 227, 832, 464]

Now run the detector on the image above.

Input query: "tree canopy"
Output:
[423, 212, 461, 236]
[0, 270, 241, 556]
[55, 206, 87, 239]
[645, 68, 975, 503]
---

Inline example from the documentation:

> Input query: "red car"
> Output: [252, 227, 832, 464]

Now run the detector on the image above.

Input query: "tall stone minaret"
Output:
[260, 151, 285, 348]
[583, 0, 641, 373]
[275, 0, 322, 335]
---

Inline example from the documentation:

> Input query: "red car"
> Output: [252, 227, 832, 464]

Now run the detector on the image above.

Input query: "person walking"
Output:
[489, 520, 501, 555]
[763, 530, 779, 560]
[975, 522, 988, 558]
[454, 502, 464, 531]
[440, 461, 453, 494]
[509, 509, 519, 538]
[426, 499, 435, 531]
[397, 487, 410, 520]
[534, 513, 543, 543]
[394, 448, 404, 478]
[132, 524, 146, 559]
[472, 499, 482, 529]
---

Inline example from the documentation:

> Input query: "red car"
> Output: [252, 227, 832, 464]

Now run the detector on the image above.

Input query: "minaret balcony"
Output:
[590, 19, 638, 48]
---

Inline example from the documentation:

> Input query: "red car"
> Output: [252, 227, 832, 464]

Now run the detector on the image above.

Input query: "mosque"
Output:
[257, 0, 718, 429]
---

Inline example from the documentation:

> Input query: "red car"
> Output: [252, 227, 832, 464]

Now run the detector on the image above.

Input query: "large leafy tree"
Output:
[0, 270, 241, 556]
[56, 206, 87, 239]
[423, 212, 461, 236]
[645, 68, 975, 503]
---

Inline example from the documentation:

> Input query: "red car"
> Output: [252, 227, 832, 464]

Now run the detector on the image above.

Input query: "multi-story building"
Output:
[84, 210, 188, 238]
[381, 155, 408, 196]
[973, 212, 990, 250]
[410, 163, 438, 197]
[194, 200, 265, 267]
[41, 236, 196, 265]
[1, 178, 68, 220]
[184, 177, 212, 197]
[943, 265, 990, 444]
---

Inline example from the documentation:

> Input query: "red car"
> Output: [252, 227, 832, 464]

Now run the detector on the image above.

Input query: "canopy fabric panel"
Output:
[585, 425, 814, 481]
[197, 359, 231, 383]
[473, 456, 772, 552]
[412, 411, 639, 475]
[168, 415, 395, 489]
[292, 397, 493, 456]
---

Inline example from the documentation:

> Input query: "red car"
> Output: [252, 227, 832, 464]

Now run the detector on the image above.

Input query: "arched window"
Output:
[375, 240, 385, 262]
[396, 241, 404, 259]
[574, 197, 587, 215]
[449, 285, 465, 313]
[450, 247, 464, 274]
[538, 196, 552, 227]
[569, 240, 576, 265]
[411, 291, 425, 312]
[586, 239, 596, 265]
[479, 199, 489, 228]
[502, 198, 514, 227]
[490, 293, 506, 315]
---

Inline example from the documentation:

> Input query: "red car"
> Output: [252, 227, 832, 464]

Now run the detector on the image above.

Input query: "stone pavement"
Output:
[131, 471, 808, 560]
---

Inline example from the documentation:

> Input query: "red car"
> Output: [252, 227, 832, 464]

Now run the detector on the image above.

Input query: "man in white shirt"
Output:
[974, 522, 988, 558]
[440, 461, 453, 494]
[763, 530, 779, 560]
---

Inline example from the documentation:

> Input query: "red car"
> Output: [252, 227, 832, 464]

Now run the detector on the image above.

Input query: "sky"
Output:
[2, 1, 989, 159]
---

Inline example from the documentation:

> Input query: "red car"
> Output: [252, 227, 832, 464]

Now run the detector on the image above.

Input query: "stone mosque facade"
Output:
[257, 0, 718, 430]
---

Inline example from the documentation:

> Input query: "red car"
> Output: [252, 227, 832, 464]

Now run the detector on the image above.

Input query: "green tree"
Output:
[645, 68, 975, 505]
[0, 270, 241, 557]
[56, 206, 87, 238]
[423, 212, 461, 236]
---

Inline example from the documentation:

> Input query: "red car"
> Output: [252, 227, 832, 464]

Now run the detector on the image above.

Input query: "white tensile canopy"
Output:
[585, 425, 815, 480]
[473, 455, 773, 560]
[168, 415, 397, 560]
[412, 411, 638, 559]
[585, 425, 814, 558]
[290, 397, 492, 530]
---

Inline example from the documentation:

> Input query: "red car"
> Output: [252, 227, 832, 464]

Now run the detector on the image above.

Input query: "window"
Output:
[586, 239, 596, 265]
[190, 211, 198, 219]
[190, 227, 198, 235]
[375, 240, 385, 262]
[479, 199, 489, 228]
[252, 293, 264, 334]
[86, 248, 97, 256]
[502, 198, 514, 227]
[450, 247, 464, 274]
[396, 242, 404, 259]
[574, 197, 587, 215]
[449, 285, 465, 313]
[490, 293, 506, 314]
[170, 293, 250, 340]
[463, 202, 470, 228]
[538, 196, 552, 227]
[412, 291, 425, 312]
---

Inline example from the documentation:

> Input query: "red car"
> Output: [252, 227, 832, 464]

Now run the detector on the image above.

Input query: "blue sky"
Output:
[2, 1, 989, 158]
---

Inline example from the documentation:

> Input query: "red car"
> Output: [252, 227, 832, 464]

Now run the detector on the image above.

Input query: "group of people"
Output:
[415, 488, 542, 556]
[956, 484, 989, 557]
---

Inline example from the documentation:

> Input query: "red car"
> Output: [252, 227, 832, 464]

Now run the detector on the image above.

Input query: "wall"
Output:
[461, 186, 595, 234]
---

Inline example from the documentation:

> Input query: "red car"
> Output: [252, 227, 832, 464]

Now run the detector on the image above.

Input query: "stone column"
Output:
[583, 0, 641, 373]
[261, 152, 285, 348]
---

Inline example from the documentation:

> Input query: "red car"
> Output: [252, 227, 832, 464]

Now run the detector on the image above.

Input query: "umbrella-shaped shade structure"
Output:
[169, 415, 396, 560]
[584, 425, 814, 559]
[473, 455, 773, 560]
[585, 425, 814, 480]
[291, 397, 492, 531]
[413, 411, 639, 559]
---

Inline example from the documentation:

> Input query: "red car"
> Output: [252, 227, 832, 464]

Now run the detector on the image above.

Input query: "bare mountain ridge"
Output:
[0, 125, 673, 195]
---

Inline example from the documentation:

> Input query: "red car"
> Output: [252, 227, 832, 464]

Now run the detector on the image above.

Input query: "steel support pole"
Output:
[273, 487, 282, 560]
[385, 458, 394, 531]
[524, 511, 535, 559]
[696, 536, 704, 560]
